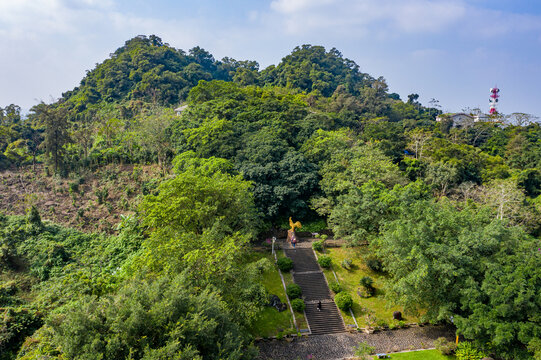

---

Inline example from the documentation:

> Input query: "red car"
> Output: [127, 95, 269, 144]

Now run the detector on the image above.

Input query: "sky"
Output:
[1, 0, 540, 117]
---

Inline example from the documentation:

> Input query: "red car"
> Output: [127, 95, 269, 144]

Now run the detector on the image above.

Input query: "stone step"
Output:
[283, 246, 346, 335]
[284, 249, 320, 272]
[305, 302, 346, 335]
[292, 272, 331, 301]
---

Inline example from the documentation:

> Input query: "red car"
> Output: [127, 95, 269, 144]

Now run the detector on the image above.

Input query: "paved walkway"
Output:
[283, 243, 346, 335]
[257, 325, 455, 360]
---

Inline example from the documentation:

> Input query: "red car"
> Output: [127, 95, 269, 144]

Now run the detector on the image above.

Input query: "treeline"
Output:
[0, 35, 540, 359]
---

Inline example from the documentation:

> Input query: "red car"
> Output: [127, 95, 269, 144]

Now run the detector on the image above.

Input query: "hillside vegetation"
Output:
[0, 35, 540, 360]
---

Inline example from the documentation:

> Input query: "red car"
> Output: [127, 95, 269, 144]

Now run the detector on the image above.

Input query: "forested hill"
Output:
[0, 35, 540, 360]
[59, 35, 381, 112]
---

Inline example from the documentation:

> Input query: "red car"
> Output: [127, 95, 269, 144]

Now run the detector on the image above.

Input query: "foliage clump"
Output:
[334, 292, 353, 311]
[277, 257, 293, 272]
[354, 341, 375, 359]
[341, 258, 352, 269]
[291, 298, 305, 313]
[359, 276, 375, 296]
[434, 337, 457, 355]
[317, 255, 332, 268]
[455, 342, 486, 360]
[312, 240, 324, 252]
[329, 282, 342, 294]
[286, 283, 302, 299]
[366, 257, 382, 272]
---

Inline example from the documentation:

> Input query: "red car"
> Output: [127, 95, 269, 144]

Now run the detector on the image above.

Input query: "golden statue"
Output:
[289, 217, 302, 232]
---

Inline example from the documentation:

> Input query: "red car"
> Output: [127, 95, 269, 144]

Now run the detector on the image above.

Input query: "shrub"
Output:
[301, 219, 327, 232]
[26, 205, 42, 228]
[312, 240, 324, 252]
[341, 258, 352, 269]
[286, 284, 302, 299]
[456, 342, 486, 360]
[276, 257, 293, 272]
[398, 320, 406, 328]
[329, 282, 342, 294]
[354, 342, 375, 359]
[317, 255, 332, 268]
[334, 292, 353, 311]
[434, 337, 457, 355]
[95, 188, 109, 204]
[360, 276, 375, 296]
[69, 181, 79, 194]
[366, 258, 383, 272]
[376, 319, 388, 328]
[291, 298, 305, 312]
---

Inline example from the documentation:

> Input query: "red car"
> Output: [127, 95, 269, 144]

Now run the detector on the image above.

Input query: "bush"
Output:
[434, 337, 457, 355]
[69, 181, 79, 194]
[366, 258, 383, 272]
[360, 276, 375, 296]
[291, 298, 305, 312]
[317, 255, 332, 268]
[354, 342, 375, 359]
[376, 319, 388, 328]
[456, 342, 486, 360]
[329, 282, 342, 294]
[26, 205, 42, 227]
[276, 257, 293, 272]
[334, 292, 353, 311]
[301, 219, 327, 232]
[286, 284, 302, 299]
[312, 240, 324, 252]
[341, 258, 352, 269]
[95, 188, 109, 204]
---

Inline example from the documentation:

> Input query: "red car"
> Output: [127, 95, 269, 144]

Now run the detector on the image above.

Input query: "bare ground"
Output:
[0, 164, 163, 233]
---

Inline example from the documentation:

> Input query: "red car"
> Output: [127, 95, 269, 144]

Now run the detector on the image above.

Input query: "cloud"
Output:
[269, 0, 467, 36]
[270, 0, 336, 14]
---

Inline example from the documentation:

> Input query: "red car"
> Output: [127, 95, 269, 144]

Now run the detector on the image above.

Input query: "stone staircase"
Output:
[284, 246, 346, 335]
[305, 301, 346, 335]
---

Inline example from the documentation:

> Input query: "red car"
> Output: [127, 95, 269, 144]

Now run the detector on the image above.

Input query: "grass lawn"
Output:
[377, 349, 455, 359]
[246, 250, 295, 337]
[318, 246, 419, 327]
[246, 248, 308, 337]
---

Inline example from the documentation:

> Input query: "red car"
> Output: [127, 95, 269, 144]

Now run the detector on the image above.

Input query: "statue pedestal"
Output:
[287, 230, 297, 243]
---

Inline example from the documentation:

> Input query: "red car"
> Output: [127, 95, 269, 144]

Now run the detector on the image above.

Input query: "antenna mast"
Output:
[489, 86, 500, 115]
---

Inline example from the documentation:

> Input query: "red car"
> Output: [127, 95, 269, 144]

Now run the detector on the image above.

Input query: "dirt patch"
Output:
[0, 164, 163, 233]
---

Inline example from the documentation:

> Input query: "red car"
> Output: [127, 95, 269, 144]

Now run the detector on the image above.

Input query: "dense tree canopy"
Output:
[1, 35, 540, 359]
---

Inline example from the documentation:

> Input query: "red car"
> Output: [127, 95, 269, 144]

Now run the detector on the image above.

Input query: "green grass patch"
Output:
[321, 246, 420, 327]
[246, 250, 295, 337]
[381, 349, 455, 359]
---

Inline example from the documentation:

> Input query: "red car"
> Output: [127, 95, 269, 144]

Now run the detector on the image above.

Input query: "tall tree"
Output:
[34, 103, 71, 173]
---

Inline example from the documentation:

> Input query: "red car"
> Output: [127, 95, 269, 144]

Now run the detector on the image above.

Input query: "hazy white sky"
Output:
[1, 0, 540, 117]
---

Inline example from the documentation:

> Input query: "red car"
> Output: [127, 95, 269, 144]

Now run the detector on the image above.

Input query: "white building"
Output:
[174, 104, 188, 116]
[436, 113, 476, 127]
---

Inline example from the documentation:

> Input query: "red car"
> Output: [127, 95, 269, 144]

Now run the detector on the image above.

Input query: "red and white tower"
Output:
[489, 87, 500, 115]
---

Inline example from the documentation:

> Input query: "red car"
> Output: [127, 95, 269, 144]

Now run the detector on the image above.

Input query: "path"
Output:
[283, 242, 346, 335]
[257, 325, 455, 360]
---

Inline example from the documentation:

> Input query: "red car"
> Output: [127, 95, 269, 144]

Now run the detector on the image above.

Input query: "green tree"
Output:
[139, 166, 259, 278]
[329, 181, 430, 245]
[377, 200, 541, 358]
[33, 103, 71, 173]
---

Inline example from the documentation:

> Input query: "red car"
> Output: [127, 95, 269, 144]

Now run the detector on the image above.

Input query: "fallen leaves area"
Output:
[0, 164, 162, 233]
